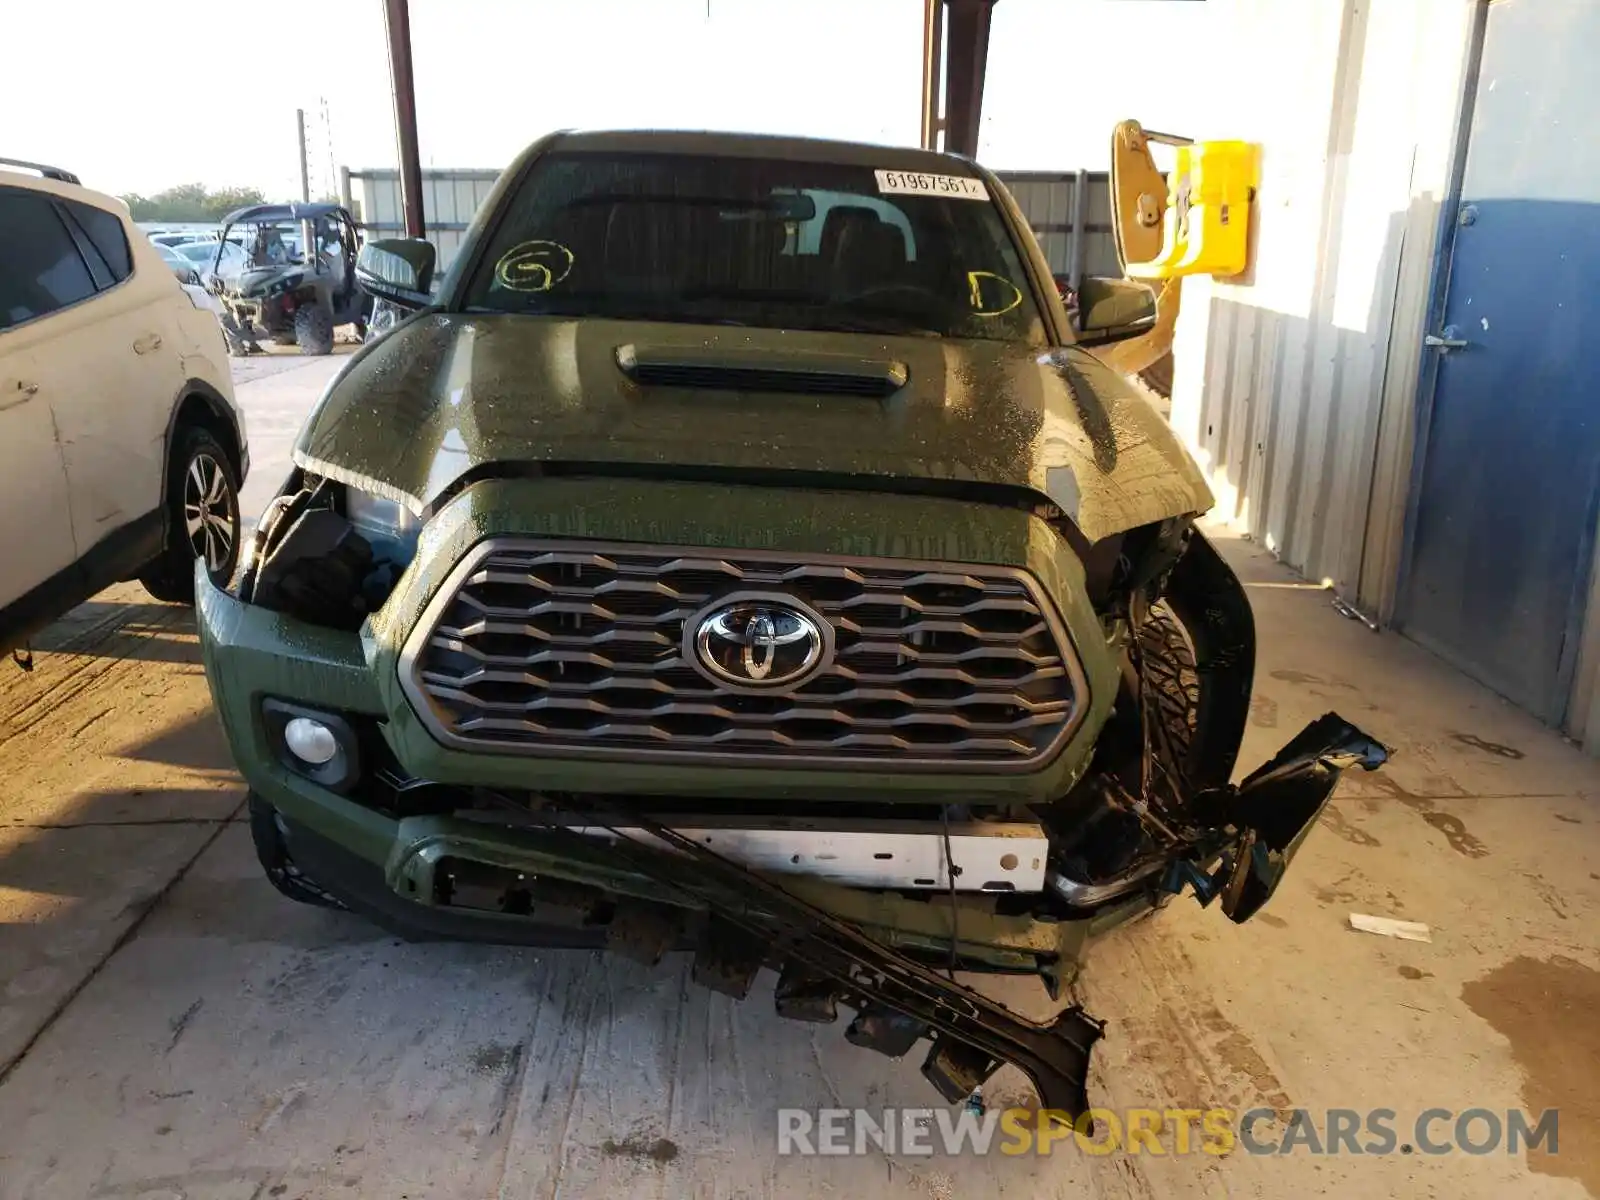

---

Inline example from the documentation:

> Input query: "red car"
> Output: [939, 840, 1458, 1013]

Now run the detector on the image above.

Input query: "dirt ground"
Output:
[0, 352, 1596, 1199]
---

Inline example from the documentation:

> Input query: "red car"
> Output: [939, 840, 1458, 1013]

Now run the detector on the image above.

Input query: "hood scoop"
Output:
[616, 342, 908, 398]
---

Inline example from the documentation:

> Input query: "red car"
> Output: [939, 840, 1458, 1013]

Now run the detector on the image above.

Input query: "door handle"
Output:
[1424, 326, 1469, 352]
[133, 333, 163, 355]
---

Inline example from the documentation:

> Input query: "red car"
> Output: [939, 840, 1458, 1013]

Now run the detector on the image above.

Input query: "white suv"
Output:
[0, 158, 248, 651]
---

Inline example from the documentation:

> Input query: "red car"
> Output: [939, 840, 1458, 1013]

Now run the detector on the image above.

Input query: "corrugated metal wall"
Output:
[995, 171, 1119, 283]
[344, 169, 501, 271]
[344, 165, 1114, 283]
[1166, 0, 1479, 616]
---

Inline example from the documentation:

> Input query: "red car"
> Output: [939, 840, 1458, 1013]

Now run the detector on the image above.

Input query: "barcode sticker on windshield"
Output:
[874, 170, 990, 201]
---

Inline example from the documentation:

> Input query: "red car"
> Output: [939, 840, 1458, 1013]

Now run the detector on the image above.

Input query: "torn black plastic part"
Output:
[251, 508, 374, 630]
[775, 962, 840, 1024]
[237, 475, 318, 601]
[846, 1006, 926, 1058]
[566, 813, 1106, 1120]
[1188, 712, 1389, 923]
[692, 918, 767, 999]
[922, 1036, 1000, 1104]
[605, 899, 681, 967]
[1220, 713, 1388, 922]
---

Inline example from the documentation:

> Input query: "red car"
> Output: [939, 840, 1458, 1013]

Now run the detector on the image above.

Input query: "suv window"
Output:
[62, 199, 133, 284]
[0, 189, 97, 331]
[461, 152, 1046, 344]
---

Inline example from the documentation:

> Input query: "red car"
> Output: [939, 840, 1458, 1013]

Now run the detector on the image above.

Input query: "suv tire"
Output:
[140, 425, 242, 604]
[248, 792, 347, 909]
[294, 303, 335, 355]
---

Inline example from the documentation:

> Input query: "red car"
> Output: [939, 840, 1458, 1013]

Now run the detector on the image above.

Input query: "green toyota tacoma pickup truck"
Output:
[196, 130, 1386, 1116]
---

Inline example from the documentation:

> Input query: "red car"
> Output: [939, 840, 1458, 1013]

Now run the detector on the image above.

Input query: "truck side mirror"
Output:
[1074, 276, 1157, 346]
[356, 239, 436, 310]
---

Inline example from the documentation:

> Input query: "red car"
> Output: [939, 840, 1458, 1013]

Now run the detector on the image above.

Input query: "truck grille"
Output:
[401, 539, 1085, 770]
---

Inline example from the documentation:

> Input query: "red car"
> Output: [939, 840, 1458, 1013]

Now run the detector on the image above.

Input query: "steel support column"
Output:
[920, 0, 944, 151]
[382, 0, 426, 238]
[941, 0, 996, 158]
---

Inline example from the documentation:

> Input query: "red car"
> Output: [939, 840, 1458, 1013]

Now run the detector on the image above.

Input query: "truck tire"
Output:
[139, 425, 241, 604]
[1137, 601, 1202, 786]
[294, 303, 335, 355]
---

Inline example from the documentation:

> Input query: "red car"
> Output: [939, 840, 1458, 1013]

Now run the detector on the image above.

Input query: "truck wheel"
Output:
[139, 426, 241, 604]
[1137, 602, 1201, 784]
[248, 792, 347, 910]
[294, 304, 335, 355]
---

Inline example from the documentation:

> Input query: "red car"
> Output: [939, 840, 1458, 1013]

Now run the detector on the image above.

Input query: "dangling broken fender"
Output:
[1196, 713, 1391, 923]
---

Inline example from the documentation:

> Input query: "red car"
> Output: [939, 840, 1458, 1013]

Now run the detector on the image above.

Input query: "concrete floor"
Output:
[0, 353, 1596, 1198]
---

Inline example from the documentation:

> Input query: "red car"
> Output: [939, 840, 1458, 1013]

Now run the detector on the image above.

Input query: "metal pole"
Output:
[296, 108, 311, 203]
[942, 0, 996, 159]
[382, 0, 426, 237]
[920, 0, 944, 151]
[1068, 168, 1087, 289]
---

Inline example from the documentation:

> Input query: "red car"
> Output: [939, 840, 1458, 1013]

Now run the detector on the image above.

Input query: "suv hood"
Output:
[296, 313, 1212, 542]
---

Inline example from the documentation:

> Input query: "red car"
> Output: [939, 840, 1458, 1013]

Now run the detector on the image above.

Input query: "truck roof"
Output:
[546, 129, 985, 174]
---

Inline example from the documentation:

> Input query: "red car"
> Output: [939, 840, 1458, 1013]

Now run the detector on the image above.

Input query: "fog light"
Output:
[283, 716, 338, 765]
[262, 699, 361, 793]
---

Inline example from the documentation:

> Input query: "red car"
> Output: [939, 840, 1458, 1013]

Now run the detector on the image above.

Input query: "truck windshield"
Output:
[459, 151, 1046, 344]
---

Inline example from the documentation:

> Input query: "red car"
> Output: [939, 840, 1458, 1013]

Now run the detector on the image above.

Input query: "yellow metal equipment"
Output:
[1110, 120, 1260, 280]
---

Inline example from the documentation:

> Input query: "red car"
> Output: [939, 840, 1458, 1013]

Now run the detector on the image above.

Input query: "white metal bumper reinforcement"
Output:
[569, 817, 1049, 893]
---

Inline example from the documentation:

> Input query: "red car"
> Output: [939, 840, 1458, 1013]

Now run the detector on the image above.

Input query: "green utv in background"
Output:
[197, 130, 1387, 1115]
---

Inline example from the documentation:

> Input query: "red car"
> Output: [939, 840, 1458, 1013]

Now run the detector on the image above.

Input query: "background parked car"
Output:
[152, 241, 224, 315]
[154, 241, 202, 283]
[175, 238, 248, 285]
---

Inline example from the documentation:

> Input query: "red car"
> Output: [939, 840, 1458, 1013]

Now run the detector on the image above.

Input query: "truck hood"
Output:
[295, 313, 1212, 542]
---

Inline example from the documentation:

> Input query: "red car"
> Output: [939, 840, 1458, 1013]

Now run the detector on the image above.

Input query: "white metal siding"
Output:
[1167, 0, 1479, 617]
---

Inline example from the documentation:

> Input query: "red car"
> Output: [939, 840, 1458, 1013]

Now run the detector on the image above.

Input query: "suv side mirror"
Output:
[356, 238, 436, 310]
[1074, 276, 1158, 346]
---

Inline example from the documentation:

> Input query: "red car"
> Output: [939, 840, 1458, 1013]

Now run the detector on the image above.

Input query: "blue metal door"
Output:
[1398, 0, 1600, 723]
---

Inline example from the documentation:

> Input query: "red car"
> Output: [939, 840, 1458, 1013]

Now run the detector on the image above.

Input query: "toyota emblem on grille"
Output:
[685, 593, 833, 691]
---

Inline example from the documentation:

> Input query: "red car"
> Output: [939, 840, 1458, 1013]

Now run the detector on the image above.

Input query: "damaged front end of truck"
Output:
[198, 454, 1386, 1119]
[196, 130, 1390, 1120]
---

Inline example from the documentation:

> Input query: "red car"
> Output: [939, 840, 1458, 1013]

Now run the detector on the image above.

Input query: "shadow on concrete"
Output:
[30, 600, 201, 666]
[121, 708, 239, 775]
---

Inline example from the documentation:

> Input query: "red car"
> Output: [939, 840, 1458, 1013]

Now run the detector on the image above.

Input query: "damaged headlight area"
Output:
[236, 471, 419, 628]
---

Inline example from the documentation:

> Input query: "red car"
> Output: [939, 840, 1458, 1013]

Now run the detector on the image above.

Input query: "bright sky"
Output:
[10, 0, 1226, 200]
